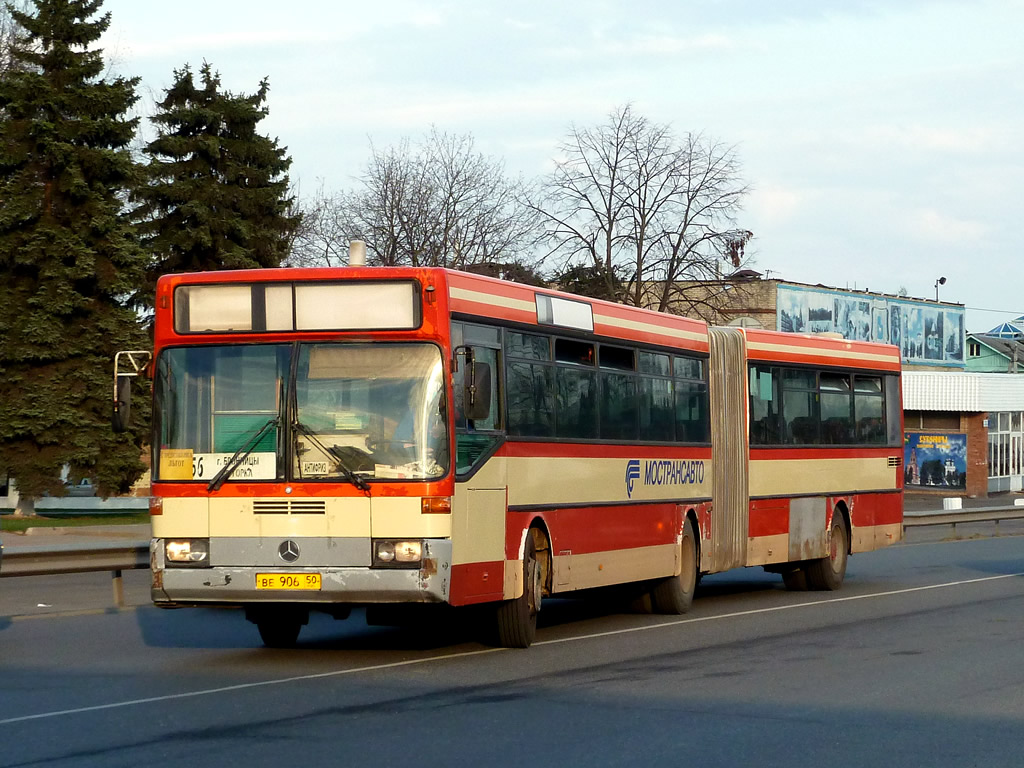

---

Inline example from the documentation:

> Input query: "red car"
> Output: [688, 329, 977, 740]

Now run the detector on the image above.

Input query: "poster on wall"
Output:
[904, 432, 967, 489]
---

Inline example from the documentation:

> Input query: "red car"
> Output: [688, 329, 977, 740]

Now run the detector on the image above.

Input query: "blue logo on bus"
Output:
[625, 460, 641, 498]
[626, 459, 705, 498]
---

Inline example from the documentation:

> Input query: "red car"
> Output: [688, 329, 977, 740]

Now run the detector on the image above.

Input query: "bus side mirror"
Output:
[465, 361, 491, 422]
[112, 350, 152, 433]
[112, 376, 132, 433]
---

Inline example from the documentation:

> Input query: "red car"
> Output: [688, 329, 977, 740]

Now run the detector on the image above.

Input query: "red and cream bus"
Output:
[114, 257, 903, 647]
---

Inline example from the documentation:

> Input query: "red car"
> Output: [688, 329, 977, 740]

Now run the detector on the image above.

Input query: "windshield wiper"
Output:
[207, 417, 280, 492]
[292, 420, 371, 493]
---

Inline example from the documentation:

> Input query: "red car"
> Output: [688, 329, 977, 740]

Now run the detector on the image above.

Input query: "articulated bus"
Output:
[114, 259, 903, 648]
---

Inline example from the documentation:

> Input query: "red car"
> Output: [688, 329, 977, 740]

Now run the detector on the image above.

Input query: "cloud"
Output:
[859, 123, 1010, 155]
[549, 32, 734, 61]
[906, 208, 987, 244]
[749, 183, 804, 223]
[106, 28, 349, 62]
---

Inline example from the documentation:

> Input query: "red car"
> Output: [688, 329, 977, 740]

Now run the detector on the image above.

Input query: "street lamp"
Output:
[934, 276, 946, 302]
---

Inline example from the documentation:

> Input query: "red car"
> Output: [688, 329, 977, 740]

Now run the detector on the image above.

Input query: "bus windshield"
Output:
[293, 343, 448, 481]
[154, 342, 448, 483]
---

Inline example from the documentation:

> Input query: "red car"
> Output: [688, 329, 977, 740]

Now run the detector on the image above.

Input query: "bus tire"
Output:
[496, 531, 541, 648]
[805, 515, 848, 591]
[782, 568, 808, 591]
[651, 517, 698, 614]
[253, 607, 307, 648]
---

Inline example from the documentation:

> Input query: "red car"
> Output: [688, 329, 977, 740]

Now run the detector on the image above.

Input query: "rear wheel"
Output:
[651, 518, 698, 614]
[782, 568, 808, 591]
[805, 514, 848, 591]
[496, 530, 543, 648]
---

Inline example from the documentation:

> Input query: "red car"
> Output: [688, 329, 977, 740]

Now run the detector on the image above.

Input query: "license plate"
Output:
[255, 573, 322, 590]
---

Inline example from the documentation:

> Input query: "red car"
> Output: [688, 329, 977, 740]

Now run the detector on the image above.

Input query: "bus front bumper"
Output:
[151, 539, 452, 606]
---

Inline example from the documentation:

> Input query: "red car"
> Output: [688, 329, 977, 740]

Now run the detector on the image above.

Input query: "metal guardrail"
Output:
[0, 542, 148, 577]
[903, 505, 1024, 530]
[0, 541, 148, 608]
[0, 505, 1020, 610]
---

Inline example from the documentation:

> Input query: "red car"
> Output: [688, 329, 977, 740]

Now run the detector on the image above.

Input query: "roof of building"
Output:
[770, 278, 963, 307]
[969, 333, 1024, 361]
[985, 319, 1024, 338]
[903, 370, 1024, 411]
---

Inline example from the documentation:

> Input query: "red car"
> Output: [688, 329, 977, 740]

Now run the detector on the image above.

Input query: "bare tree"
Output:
[538, 105, 753, 319]
[291, 128, 544, 276]
[0, 1, 31, 77]
[537, 106, 637, 301]
[286, 179, 353, 267]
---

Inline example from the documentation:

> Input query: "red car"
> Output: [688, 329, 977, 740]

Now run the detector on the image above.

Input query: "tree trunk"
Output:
[14, 494, 35, 517]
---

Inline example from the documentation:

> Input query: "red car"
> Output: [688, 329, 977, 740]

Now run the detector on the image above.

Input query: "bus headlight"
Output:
[165, 538, 210, 566]
[373, 539, 423, 568]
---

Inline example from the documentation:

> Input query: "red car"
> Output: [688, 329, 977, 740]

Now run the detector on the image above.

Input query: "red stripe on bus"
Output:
[151, 479, 455, 498]
[745, 327, 900, 354]
[848, 491, 903, 527]
[448, 270, 711, 351]
[747, 349, 901, 371]
[744, 329, 901, 370]
[749, 499, 790, 537]
[449, 561, 506, 606]
[507, 503, 682, 558]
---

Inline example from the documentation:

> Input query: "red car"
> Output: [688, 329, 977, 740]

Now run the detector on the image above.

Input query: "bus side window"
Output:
[749, 365, 781, 445]
[468, 347, 500, 431]
[454, 346, 503, 477]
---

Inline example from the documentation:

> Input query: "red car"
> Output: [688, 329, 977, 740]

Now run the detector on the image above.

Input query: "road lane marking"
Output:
[6, 606, 138, 622]
[0, 647, 509, 725]
[2, 570, 1022, 725]
[535, 571, 1024, 645]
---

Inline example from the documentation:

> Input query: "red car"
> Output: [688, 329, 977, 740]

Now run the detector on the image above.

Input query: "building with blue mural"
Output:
[775, 283, 965, 369]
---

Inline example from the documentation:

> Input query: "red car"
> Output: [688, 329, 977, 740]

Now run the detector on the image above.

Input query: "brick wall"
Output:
[963, 412, 988, 498]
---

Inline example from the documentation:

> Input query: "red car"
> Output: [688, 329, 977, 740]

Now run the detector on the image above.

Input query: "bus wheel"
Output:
[782, 568, 808, 591]
[805, 516, 848, 591]
[651, 518, 698, 614]
[250, 607, 307, 648]
[496, 530, 542, 648]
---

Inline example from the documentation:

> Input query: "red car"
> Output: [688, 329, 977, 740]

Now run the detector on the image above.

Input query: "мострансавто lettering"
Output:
[643, 459, 705, 486]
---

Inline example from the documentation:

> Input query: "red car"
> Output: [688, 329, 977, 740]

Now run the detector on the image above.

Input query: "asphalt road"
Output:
[2, 534, 1024, 768]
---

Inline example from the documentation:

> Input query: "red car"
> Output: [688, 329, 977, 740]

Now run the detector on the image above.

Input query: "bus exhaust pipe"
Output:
[349, 240, 367, 267]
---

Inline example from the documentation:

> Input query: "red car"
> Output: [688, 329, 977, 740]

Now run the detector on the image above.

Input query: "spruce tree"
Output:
[134, 62, 300, 302]
[0, 0, 149, 506]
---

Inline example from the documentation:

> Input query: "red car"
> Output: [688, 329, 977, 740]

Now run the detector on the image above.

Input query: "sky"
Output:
[94, 0, 1024, 334]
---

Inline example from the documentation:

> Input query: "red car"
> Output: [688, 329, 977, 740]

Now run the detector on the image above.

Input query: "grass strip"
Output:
[0, 513, 150, 533]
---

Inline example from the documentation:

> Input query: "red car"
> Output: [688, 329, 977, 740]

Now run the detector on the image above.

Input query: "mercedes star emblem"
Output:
[278, 540, 300, 563]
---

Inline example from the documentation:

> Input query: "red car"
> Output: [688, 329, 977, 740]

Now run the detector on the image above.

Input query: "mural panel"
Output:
[776, 285, 965, 367]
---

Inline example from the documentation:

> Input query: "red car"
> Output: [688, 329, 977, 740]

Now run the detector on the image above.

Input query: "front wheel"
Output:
[248, 606, 308, 648]
[495, 531, 542, 648]
[651, 518, 698, 614]
[805, 515, 848, 591]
